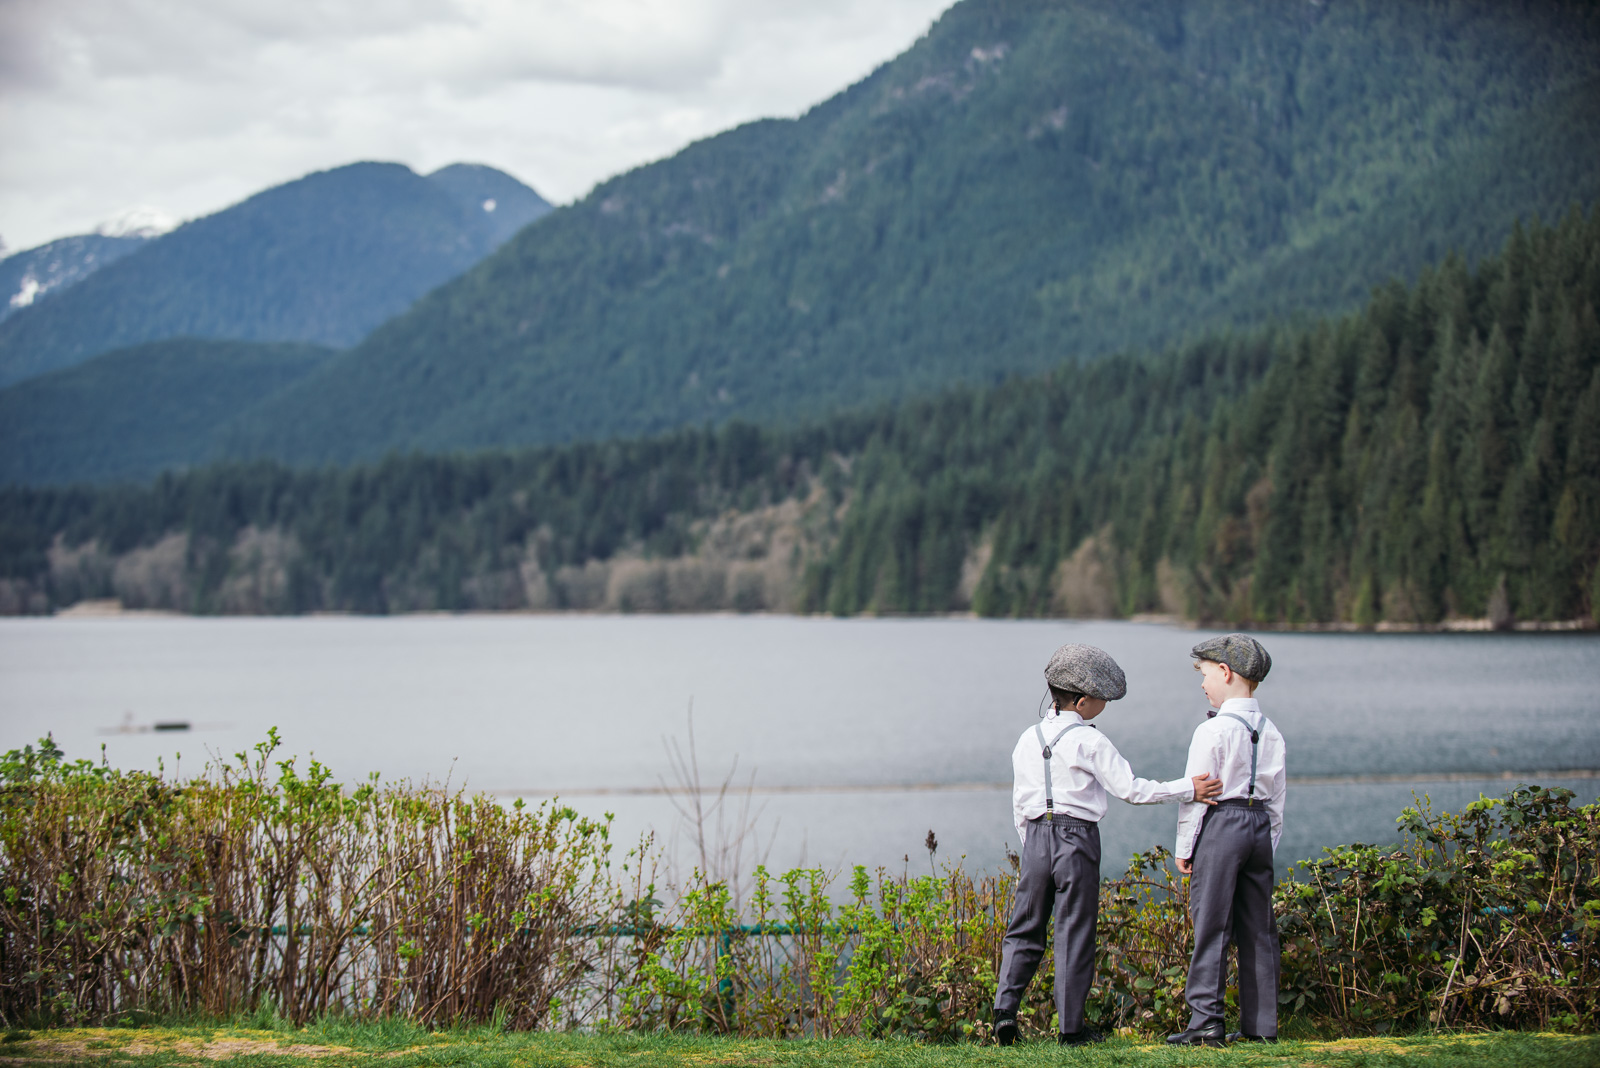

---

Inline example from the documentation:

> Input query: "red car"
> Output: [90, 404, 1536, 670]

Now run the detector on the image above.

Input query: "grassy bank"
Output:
[1, 1024, 1596, 1067]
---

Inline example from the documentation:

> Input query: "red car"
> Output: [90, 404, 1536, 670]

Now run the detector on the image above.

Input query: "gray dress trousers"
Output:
[994, 815, 1100, 1034]
[1183, 799, 1279, 1036]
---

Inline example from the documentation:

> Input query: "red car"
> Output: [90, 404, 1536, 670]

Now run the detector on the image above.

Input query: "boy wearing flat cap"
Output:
[1167, 634, 1287, 1047]
[993, 643, 1221, 1047]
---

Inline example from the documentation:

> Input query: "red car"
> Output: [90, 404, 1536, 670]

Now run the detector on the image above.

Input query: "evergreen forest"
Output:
[3, 209, 1596, 627]
[0, 339, 337, 486]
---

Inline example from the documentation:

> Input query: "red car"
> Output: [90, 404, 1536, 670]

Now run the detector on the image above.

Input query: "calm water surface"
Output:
[1, 615, 1595, 876]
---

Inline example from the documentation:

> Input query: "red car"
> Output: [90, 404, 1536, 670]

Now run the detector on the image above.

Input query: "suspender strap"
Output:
[1220, 712, 1264, 802]
[1035, 721, 1091, 821]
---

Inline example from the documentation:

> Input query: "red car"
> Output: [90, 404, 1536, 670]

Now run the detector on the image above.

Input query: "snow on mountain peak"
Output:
[96, 205, 179, 239]
[10, 277, 41, 309]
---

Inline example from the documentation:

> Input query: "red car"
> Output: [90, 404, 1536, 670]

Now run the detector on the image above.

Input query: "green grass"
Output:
[1, 1024, 1592, 1067]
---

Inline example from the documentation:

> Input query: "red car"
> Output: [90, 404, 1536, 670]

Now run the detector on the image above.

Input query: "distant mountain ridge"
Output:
[4, 0, 1600, 486]
[0, 234, 149, 326]
[1, 207, 179, 326]
[213, 0, 1600, 466]
[0, 162, 551, 387]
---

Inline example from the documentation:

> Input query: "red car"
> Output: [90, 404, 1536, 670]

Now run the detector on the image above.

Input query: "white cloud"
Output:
[0, 0, 951, 251]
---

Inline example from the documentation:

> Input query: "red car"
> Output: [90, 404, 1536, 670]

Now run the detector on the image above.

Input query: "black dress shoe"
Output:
[1058, 1028, 1105, 1046]
[1167, 1022, 1226, 1046]
[994, 1017, 1018, 1046]
[1226, 1032, 1278, 1043]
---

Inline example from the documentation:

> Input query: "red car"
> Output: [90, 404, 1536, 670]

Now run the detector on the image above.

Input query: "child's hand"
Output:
[1191, 772, 1222, 804]
[1177, 857, 1193, 874]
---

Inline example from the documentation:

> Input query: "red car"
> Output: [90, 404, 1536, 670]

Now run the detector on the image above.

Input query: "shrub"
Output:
[1279, 785, 1600, 1032]
[622, 789, 1599, 1037]
[0, 732, 639, 1028]
[3, 734, 1594, 1037]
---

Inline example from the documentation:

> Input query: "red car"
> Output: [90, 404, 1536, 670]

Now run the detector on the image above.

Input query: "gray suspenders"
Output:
[1219, 712, 1265, 803]
[1035, 721, 1092, 822]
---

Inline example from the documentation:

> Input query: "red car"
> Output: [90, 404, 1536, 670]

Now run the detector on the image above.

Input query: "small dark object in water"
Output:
[153, 721, 191, 732]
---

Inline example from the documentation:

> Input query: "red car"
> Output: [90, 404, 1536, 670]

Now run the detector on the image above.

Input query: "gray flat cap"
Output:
[1191, 633, 1272, 682]
[1044, 643, 1128, 701]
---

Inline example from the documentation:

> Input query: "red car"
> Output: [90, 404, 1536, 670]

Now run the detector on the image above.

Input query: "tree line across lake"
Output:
[1, 207, 1596, 626]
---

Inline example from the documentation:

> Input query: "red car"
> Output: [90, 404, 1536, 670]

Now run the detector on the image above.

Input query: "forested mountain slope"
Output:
[4, 209, 1595, 626]
[0, 339, 336, 486]
[214, 0, 1600, 465]
[0, 163, 550, 387]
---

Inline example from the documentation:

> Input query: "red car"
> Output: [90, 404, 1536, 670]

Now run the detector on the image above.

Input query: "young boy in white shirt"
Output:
[1167, 633, 1287, 1047]
[993, 643, 1221, 1047]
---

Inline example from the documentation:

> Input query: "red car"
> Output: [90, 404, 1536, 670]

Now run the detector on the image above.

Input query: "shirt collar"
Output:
[1044, 709, 1088, 726]
[1216, 696, 1260, 716]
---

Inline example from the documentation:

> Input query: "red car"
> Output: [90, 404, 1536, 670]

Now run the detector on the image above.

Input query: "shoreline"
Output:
[31, 599, 1599, 632]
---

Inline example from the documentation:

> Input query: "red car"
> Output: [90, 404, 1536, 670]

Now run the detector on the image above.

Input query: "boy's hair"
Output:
[1048, 683, 1088, 709]
[1193, 659, 1259, 693]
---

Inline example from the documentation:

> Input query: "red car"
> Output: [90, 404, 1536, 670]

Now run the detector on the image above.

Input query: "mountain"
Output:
[425, 164, 553, 247]
[0, 339, 335, 486]
[3, 208, 1595, 623]
[0, 207, 180, 326]
[0, 162, 551, 387]
[209, 0, 1600, 466]
[0, 234, 148, 326]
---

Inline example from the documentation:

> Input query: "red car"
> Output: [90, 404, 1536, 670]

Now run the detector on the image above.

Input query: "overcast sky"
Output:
[0, 0, 953, 253]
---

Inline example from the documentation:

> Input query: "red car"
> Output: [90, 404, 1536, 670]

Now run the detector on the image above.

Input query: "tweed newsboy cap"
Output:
[1190, 633, 1272, 682]
[1043, 643, 1128, 701]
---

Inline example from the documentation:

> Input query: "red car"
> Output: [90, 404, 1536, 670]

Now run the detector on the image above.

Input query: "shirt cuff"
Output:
[1156, 776, 1194, 803]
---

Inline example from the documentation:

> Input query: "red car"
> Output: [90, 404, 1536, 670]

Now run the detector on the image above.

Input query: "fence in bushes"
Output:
[2, 734, 1595, 1035]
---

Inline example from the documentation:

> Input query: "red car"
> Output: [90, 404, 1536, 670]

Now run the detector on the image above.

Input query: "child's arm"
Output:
[1174, 724, 1219, 873]
[1088, 736, 1219, 807]
[1266, 731, 1286, 854]
[1011, 732, 1032, 846]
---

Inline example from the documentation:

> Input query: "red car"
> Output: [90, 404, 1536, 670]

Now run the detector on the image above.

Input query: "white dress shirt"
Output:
[1011, 710, 1195, 844]
[1174, 697, 1287, 860]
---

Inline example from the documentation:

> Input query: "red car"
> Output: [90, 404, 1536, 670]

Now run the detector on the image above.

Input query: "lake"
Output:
[1, 615, 1595, 881]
